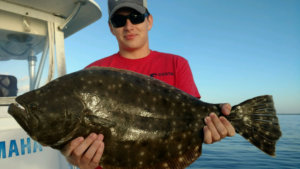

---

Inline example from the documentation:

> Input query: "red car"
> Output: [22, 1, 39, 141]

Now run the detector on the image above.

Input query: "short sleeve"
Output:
[174, 57, 201, 99]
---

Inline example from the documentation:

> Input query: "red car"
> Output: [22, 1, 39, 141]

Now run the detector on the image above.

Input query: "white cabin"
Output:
[0, 0, 102, 168]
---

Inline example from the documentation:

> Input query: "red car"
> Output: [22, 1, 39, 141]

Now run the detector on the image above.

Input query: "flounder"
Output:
[8, 67, 282, 169]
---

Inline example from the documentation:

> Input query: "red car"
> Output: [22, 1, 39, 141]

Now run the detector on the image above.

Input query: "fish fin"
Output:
[102, 144, 202, 169]
[228, 95, 282, 156]
[84, 114, 116, 128]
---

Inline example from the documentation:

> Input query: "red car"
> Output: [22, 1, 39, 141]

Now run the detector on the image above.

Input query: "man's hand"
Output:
[62, 133, 104, 169]
[203, 103, 236, 144]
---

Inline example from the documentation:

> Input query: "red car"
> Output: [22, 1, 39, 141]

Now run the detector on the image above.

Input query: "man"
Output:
[63, 0, 235, 169]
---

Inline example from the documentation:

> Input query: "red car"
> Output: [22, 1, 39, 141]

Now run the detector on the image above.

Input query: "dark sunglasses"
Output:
[110, 11, 149, 28]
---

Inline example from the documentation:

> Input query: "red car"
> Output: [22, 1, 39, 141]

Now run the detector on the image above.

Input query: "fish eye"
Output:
[29, 103, 38, 110]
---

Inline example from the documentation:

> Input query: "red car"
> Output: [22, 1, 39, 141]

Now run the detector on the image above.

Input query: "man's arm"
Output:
[203, 103, 236, 144]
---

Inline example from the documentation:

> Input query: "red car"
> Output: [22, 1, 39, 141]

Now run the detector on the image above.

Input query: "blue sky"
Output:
[63, 0, 300, 114]
[1, 0, 299, 114]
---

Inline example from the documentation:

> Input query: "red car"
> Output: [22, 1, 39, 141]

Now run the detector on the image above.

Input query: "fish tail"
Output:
[227, 95, 282, 156]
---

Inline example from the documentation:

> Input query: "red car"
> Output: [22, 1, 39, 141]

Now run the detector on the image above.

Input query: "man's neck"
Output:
[119, 47, 151, 59]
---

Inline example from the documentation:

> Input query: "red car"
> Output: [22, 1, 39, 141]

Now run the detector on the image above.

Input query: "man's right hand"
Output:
[62, 133, 105, 169]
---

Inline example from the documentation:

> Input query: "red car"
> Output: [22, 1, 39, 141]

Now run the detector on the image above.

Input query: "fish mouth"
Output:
[8, 103, 31, 133]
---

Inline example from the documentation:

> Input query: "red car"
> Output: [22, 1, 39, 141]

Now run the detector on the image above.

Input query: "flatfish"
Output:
[8, 67, 282, 169]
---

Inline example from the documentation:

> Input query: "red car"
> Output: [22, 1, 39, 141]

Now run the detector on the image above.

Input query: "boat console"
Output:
[0, 0, 102, 168]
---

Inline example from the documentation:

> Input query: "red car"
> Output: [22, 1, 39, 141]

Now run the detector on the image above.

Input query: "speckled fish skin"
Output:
[8, 67, 282, 169]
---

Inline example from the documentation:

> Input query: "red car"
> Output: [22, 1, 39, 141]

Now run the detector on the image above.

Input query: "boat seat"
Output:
[0, 75, 17, 97]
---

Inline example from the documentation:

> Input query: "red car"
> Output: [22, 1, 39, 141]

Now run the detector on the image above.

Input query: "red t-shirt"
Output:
[88, 50, 200, 169]
[86, 50, 200, 98]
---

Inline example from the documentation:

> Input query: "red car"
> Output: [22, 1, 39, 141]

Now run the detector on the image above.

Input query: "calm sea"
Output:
[187, 115, 300, 169]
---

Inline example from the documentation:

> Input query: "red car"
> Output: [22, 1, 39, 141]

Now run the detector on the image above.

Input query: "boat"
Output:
[0, 0, 102, 168]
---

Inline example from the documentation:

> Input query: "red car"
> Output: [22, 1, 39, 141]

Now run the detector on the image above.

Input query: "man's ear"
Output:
[108, 22, 116, 35]
[147, 14, 153, 31]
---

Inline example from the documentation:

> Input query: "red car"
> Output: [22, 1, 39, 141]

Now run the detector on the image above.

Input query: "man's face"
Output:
[109, 8, 153, 52]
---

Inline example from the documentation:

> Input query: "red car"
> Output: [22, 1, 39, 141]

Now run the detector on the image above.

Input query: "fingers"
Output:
[63, 137, 84, 157]
[204, 112, 235, 144]
[203, 126, 212, 144]
[92, 136, 105, 165]
[219, 103, 235, 137]
[220, 116, 236, 137]
[63, 133, 105, 169]
[81, 134, 104, 166]
[73, 133, 98, 160]
[220, 103, 231, 116]
[204, 113, 223, 143]
[211, 113, 228, 138]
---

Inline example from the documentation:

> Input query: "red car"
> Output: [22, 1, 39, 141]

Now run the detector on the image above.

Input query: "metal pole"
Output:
[28, 51, 37, 91]
[33, 37, 49, 89]
[55, 22, 66, 77]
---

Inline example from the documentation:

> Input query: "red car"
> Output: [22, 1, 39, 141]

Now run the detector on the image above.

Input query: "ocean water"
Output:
[187, 115, 300, 169]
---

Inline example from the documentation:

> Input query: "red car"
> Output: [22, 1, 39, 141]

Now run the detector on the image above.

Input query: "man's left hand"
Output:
[203, 103, 236, 144]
